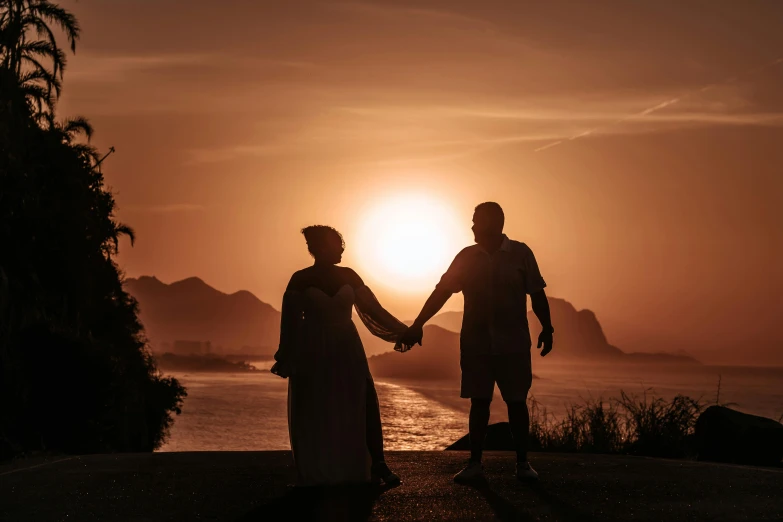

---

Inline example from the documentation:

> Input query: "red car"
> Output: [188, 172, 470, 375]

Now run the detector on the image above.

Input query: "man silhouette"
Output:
[400, 202, 553, 482]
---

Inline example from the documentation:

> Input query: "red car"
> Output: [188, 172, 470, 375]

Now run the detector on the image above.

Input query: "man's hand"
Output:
[270, 361, 292, 378]
[537, 327, 554, 357]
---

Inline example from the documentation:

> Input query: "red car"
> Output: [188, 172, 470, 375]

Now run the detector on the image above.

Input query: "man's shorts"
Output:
[460, 351, 532, 402]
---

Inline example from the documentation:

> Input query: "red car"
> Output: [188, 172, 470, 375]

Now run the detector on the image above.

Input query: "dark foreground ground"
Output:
[2, 451, 782, 522]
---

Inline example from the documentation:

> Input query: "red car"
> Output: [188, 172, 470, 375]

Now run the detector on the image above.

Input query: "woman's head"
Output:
[301, 225, 345, 265]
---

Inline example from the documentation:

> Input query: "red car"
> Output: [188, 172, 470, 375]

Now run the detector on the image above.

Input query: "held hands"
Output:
[395, 324, 423, 353]
[537, 326, 554, 357]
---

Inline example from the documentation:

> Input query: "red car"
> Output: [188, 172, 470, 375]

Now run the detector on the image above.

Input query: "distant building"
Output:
[147, 341, 172, 354]
[172, 340, 212, 355]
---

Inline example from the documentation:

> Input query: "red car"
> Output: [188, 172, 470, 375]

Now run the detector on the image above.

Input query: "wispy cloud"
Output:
[533, 55, 783, 152]
[328, 1, 536, 56]
[338, 105, 783, 126]
[68, 52, 318, 82]
[533, 141, 563, 152]
[186, 145, 282, 165]
[182, 93, 783, 167]
[121, 203, 205, 213]
[68, 53, 214, 80]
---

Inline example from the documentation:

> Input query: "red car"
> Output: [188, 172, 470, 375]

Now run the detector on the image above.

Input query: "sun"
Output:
[355, 194, 469, 291]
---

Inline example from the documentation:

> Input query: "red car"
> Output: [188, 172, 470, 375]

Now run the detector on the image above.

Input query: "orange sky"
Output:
[58, 1, 783, 365]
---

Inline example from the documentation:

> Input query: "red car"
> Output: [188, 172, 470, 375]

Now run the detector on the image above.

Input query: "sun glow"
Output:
[355, 194, 469, 292]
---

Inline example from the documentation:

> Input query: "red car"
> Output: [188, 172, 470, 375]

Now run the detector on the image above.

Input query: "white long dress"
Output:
[277, 284, 406, 486]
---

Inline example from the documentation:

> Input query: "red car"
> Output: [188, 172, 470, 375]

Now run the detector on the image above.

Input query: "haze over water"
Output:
[159, 363, 783, 452]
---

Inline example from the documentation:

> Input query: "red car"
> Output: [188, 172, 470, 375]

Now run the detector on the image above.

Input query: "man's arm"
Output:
[414, 288, 452, 327]
[399, 250, 466, 346]
[399, 287, 452, 345]
[530, 289, 553, 356]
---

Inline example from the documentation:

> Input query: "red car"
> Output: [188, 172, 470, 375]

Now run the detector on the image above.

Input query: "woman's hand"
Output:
[270, 361, 292, 378]
[394, 335, 414, 353]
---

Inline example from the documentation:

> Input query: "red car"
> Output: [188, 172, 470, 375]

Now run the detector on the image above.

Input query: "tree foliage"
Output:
[0, 1, 186, 459]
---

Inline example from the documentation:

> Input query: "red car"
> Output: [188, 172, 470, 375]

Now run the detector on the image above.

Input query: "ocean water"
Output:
[158, 362, 783, 452]
[158, 371, 467, 452]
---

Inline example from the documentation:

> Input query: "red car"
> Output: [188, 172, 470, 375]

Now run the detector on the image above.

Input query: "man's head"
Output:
[301, 225, 345, 265]
[472, 202, 505, 243]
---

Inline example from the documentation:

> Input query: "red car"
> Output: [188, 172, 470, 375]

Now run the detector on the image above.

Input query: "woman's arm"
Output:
[345, 267, 408, 346]
[271, 275, 303, 378]
[354, 285, 408, 343]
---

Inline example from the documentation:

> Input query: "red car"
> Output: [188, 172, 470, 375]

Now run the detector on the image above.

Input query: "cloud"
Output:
[185, 145, 282, 165]
[68, 53, 214, 80]
[530, 58, 783, 152]
[335, 83, 783, 128]
[533, 141, 563, 152]
[181, 90, 783, 167]
[68, 52, 318, 82]
[121, 203, 205, 213]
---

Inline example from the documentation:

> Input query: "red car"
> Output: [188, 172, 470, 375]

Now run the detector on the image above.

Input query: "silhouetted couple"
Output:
[271, 202, 554, 487]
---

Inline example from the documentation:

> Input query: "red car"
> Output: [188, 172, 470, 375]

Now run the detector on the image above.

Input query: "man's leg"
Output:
[454, 353, 494, 483]
[495, 354, 538, 480]
[469, 398, 492, 463]
[506, 400, 529, 463]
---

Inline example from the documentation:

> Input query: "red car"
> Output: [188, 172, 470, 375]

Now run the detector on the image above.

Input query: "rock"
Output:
[432, 297, 626, 360]
[430, 298, 701, 364]
[445, 422, 515, 451]
[695, 406, 783, 466]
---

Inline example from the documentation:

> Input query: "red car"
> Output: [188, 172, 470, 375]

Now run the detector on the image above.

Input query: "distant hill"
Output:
[353, 317, 414, 357]
[368, 325, 462, 380]
[124, 276, 280, 355]
[428, 311, 463, 333]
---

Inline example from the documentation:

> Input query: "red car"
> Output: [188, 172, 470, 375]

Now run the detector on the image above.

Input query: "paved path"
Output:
[2, 451, 782, 521]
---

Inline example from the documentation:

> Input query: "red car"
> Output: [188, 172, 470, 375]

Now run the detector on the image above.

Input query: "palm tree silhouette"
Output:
[0, 1, 183, 459]
[0, 0, 80, 117]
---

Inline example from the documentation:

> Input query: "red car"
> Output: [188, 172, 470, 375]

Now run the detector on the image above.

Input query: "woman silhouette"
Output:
[271, 226, 409, 486]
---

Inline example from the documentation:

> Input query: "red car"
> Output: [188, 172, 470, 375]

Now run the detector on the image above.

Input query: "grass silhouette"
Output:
[527, 390, 705, 458]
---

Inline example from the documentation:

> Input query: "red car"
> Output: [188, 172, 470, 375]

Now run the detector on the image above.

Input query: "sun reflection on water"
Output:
[374, 381, 466, 450]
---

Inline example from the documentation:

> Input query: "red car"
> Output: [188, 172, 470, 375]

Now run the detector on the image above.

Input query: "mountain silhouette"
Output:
[124, 276, 280, 355]
[368, 325, 462, 380]
[428, 297, 699, 363]
[429, 297, 621, 359]
[428, 311, 463, 333]
[124, 279, 697, 365]
[124, 276, 396, 357]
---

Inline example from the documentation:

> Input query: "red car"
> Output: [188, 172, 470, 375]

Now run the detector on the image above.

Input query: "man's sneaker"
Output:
[371, 461, 401, 487]
[454, 461, 485, 484]
[516, 461, 539, 482]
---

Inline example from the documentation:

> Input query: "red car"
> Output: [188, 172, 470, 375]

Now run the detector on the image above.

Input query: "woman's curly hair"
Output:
[301, 225, 345, 255]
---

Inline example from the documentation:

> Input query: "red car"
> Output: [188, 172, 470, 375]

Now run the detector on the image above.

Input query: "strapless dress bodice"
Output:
[302, 284, 355, 324]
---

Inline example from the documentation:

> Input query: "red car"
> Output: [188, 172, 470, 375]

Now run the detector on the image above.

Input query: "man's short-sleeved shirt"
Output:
[436, 235, 546, 355]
